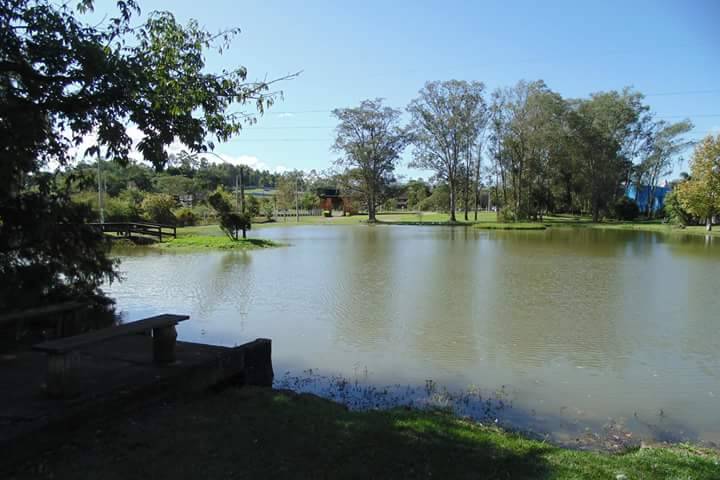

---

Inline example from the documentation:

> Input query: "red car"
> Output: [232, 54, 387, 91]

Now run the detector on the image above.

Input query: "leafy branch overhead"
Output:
[0, 0, 294, 311]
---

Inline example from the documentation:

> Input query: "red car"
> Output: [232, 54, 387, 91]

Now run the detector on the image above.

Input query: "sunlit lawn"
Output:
[176, 211, 718, 238]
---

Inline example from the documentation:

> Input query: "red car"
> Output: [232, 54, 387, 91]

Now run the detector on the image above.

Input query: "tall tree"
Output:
[407, 80, 486, 222]
[569, 89, 650, 221]
[676, 135, 720, 231]
[0, 0, 291, 311]
[639, 119, 694, 217]
[332, 99, 407, 222]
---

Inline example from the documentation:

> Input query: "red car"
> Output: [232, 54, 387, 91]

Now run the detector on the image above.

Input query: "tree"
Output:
[570, 89, 650, 221]
[245, 194, 261, 217]
[275, 172, 298, 220]
[638, 120, 693, 217]
[141, 193, 177, 224]
[332, 99, 407, 222]
[407, 81, 487, 222]
[406, 180, 429, 210]
[0, 0, 291, 312]
[208, 190, 251, 239]
[676, 135, 720, 231]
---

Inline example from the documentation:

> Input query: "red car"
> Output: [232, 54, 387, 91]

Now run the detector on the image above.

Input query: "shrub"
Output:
[498, 206, 516, 222]
[664, 189, 694, 226]
[219, 212, 251, 240]
[611, 197, 639, 221]
[261, 199, 274, 221]
[323, 210, 332, 217]
[245, 195, 261, 217]
[175, 207, 197, 227]
[104, 196, 138, 222]
[141, 193, 177, 225]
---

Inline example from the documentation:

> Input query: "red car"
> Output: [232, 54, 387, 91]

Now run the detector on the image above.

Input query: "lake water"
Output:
[107, 226, 720, 446]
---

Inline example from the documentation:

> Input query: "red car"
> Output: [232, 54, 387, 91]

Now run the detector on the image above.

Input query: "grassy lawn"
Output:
[8, 387, 718, 479]
[177, 212, 718, 238]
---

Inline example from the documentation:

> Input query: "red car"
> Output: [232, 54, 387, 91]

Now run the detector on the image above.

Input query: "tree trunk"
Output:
[707, 217, 713, 232]
[449, 178, 457, 222]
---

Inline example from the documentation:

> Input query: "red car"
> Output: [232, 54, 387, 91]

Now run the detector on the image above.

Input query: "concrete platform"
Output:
[0, 335, 272, 457]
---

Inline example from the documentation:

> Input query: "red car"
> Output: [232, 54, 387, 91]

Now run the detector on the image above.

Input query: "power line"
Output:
[645, 89, 720, 97]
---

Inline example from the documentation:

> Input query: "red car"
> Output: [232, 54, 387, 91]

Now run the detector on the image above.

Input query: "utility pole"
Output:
[97, 150, 104, 224]
[239, 166, 245, 214]
[295, 175, 300, 222]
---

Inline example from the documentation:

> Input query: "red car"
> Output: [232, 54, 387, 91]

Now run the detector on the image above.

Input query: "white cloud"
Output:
[199, 153, 288, 173]
[277, 113, 295, 118]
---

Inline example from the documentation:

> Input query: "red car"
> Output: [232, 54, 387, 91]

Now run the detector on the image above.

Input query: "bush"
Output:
[104, 196, 138, 222]
[323, 210, 332, 217]
[141, 193, 177, 225]
[611, 197, 640, 221]
[498, 206, 516, 222]
[245, 195, 261, 217]
[664, 190, 694, 226]
[219, 212, 251, 240]
[261, 199, 274, 221]
[175, 207, 197, 227]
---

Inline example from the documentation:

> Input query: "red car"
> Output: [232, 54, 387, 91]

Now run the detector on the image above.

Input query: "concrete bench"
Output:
[33, 314, 189, 397]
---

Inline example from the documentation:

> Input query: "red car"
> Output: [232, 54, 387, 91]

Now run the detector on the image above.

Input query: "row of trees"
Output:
[332, 81, 695, 223]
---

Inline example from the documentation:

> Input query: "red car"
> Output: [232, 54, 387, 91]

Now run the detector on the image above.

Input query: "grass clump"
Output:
[9, 387, 719, 479]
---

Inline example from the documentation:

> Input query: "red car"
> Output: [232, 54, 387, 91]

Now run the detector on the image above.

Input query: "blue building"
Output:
[625, 184, 671, 213]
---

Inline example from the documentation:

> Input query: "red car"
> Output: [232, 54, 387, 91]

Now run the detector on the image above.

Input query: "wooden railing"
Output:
[89, 222, 177, 241]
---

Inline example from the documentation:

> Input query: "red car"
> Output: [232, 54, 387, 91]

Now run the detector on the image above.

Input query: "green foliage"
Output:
[175, 208, 197, 227]
[406, 180, 429, 210]
[154, 175, 196, 197]
[675, 135, 720, 229]
[300, 191, 319, 210]
[383, 198, 397, 211]
[664, 189, 694, 226]
[0, 0, 291, 312]
[418, 184, 450, 212]
[208, 190, 251, 239]
[323, 210, 332, 217]
[218, 213, 251, 240]
[610, 197, 640, 221]
[498, 206, 517, 222]
[245, 195, 261, 217]
[141, 193, 177, 225]
[332, 99, 408, 221]
[260, 198, 275, 221]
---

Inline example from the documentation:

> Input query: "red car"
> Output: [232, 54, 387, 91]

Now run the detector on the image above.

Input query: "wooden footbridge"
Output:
[89, 222, 177, 241]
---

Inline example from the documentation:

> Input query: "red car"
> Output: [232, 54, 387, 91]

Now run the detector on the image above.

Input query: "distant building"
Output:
[626, 183, 671, 213]
[317, 188, 344, 211]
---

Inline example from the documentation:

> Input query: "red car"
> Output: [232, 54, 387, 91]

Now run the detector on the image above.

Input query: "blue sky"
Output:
[94, 0, 720, 179]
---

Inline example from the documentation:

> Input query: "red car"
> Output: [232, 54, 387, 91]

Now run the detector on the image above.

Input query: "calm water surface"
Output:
[107, 226, 720, 444]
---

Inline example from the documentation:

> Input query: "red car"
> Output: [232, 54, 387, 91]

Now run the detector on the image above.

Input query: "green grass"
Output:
[157, 235, 281, 250]
[9, 387, 719, 479]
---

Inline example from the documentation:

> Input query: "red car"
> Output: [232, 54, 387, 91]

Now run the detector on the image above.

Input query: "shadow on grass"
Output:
[6, 387, 719, 480]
